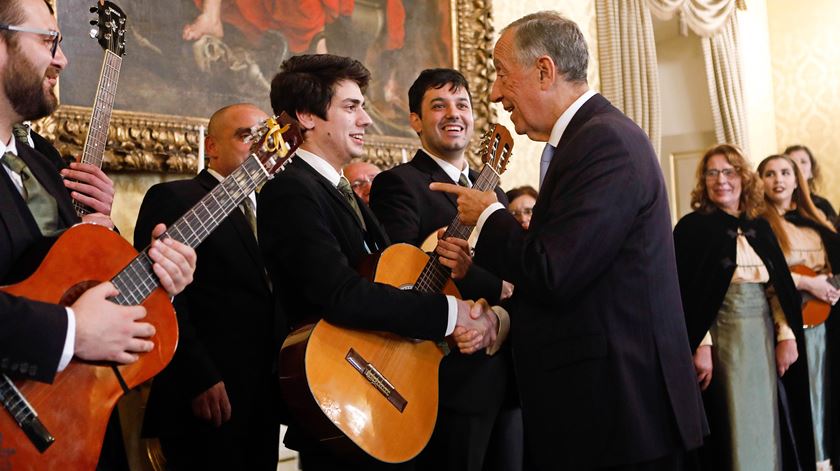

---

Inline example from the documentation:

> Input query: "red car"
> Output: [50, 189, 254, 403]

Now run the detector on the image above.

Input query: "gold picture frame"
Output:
[38, 0, 496, 174]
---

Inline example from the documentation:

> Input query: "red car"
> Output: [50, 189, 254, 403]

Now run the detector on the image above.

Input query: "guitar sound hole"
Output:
[59, 280, 101, 306]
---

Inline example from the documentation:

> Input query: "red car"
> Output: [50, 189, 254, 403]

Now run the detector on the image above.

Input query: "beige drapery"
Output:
[596, 0, 661, 156]
[646, 0, 748, 152]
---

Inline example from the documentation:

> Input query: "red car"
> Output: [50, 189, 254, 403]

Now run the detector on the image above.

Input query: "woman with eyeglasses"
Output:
[758, 154, 840, 471]
[785, 145, 838, 229]
[673, 144, 815, 471]
[505, 186, 537, 230]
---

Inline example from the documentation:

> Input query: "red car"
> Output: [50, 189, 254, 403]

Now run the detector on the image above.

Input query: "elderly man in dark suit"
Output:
[432, 11, 707, 471]
[369, 68, 520, 471]
[134, 103, 283, 470]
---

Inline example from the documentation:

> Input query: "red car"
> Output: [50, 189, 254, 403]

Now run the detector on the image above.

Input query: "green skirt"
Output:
[708, 282, 781, 471]
[804, 323, 829, 461]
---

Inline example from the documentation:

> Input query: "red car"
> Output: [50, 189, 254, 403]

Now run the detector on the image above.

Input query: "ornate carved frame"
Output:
[37, 0, 495, 173]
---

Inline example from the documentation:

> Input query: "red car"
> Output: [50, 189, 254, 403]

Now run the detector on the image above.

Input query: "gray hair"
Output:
[502, 11, 589, 84]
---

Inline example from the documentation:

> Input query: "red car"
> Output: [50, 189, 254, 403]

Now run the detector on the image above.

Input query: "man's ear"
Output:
[536, 56, 557, 90]
[204, 135, 217, 161]
[409, 112, 423, 135]
[296, 110, 316, 131]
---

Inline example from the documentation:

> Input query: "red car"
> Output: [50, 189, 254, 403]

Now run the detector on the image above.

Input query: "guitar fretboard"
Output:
[74, 50, 123, 216]
[109, 156, 268, 305]
[413, 166, 502, 294]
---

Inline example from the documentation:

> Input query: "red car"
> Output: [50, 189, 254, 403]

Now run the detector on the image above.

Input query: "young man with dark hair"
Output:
[369, 67, 521, 471]
[261, 54, 502, 470]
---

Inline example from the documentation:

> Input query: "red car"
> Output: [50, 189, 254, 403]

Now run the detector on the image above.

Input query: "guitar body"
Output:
[0, 224, 177, 471]
[790, 264, 832, 326]
[279, 243, 459, 463]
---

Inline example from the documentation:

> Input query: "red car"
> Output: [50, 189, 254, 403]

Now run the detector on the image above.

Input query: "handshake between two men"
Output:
[432, 229, 509, 356]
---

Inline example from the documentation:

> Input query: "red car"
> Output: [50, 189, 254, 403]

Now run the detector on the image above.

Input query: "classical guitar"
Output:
[279, 124, 513, 463]
[0, 115, 301, 471]
[72, 1, 127, 217]
[790, 264, 839, 326]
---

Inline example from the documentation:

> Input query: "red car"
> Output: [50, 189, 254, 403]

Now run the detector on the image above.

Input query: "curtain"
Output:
[646, 0, 745, 37]
[701, 13, 748, 152]
[596, 0, 661, 156]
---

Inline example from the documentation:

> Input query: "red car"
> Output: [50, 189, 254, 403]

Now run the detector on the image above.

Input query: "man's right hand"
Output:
[452, 298, 498, 354]
[693, 345, 713, 391]
[192, 381, 232, 427]
[71, 282, 155, 364]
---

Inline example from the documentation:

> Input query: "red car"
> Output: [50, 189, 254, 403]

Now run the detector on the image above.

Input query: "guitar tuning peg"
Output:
[90, 20, 97, 25]
[89, 28, 99, 39]
[90, 6, 97, 13]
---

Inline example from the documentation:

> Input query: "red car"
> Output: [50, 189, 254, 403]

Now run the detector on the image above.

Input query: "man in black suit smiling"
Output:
[259, 54, 502, 470]
[369, 68, 519, 471]
[432, 11, 707, 471]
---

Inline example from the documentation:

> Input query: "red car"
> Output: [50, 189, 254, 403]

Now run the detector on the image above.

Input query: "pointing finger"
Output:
[429, 182, 468, 196]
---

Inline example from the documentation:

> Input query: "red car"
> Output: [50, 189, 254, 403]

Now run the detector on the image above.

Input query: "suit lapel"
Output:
[196, 170, 267, 283]
[17, 144, 78, 228]
[411, 150, 459, 209]
[297, 158, 367, 232]
[532, 94, 609, 231]
[0, 167, 40, 255]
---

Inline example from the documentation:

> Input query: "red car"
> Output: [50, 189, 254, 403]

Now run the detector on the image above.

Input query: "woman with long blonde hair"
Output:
[759, 153, 840, 471]
[674, 144, 815, 470]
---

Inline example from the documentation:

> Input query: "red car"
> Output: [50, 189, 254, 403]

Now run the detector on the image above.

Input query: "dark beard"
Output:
[3, 50, 58, 121]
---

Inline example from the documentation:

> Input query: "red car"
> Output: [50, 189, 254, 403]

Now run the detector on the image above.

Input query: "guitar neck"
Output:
[109, 156, 269, 304]
[74, 50, 123, 216]
[413, 165, 501, 294]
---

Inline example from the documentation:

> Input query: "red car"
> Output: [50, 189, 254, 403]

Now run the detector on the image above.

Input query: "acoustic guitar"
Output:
[279, 124, 513, 463]
[790, 264, 838, 326]
[70, 1, 127, 217]
[0, 115, 301, 470]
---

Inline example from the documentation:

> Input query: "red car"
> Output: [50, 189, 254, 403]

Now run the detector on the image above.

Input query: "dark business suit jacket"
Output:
[134, 170, 283, 469]
[476, 93, 707, 469]
[369, 151, 511, 408]
[0, 143, 80, 383]
[369, 150, 513, 469]
[258, 156, 451, 458]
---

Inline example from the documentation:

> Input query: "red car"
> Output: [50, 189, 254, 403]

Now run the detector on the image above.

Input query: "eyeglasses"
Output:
[704, 168, 739, 180]
[510, 207, 533, 218]
[350, 175, 376, 190]
[0, 24, 62, 58]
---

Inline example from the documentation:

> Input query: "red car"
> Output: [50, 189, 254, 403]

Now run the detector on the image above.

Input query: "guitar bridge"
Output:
[345, 349, 407, 412]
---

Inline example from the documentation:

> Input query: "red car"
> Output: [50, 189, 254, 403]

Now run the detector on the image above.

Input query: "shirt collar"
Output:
[296, 148, 343, 187]
[546, 89, 597, 147]
[0, 133, 19, 157]
[422, 147, 470, 185]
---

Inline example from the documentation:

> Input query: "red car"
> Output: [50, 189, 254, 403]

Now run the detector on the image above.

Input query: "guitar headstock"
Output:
[90, 1, 127, 56]
[477, 124, 513, 175]
[247, 112, 304, 177]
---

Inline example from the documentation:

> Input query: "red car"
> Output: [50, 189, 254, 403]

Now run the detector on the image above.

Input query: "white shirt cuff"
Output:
[475, 203, 505, 241]
[58, 307, 76, 372]
[445, 295, 458, 336]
